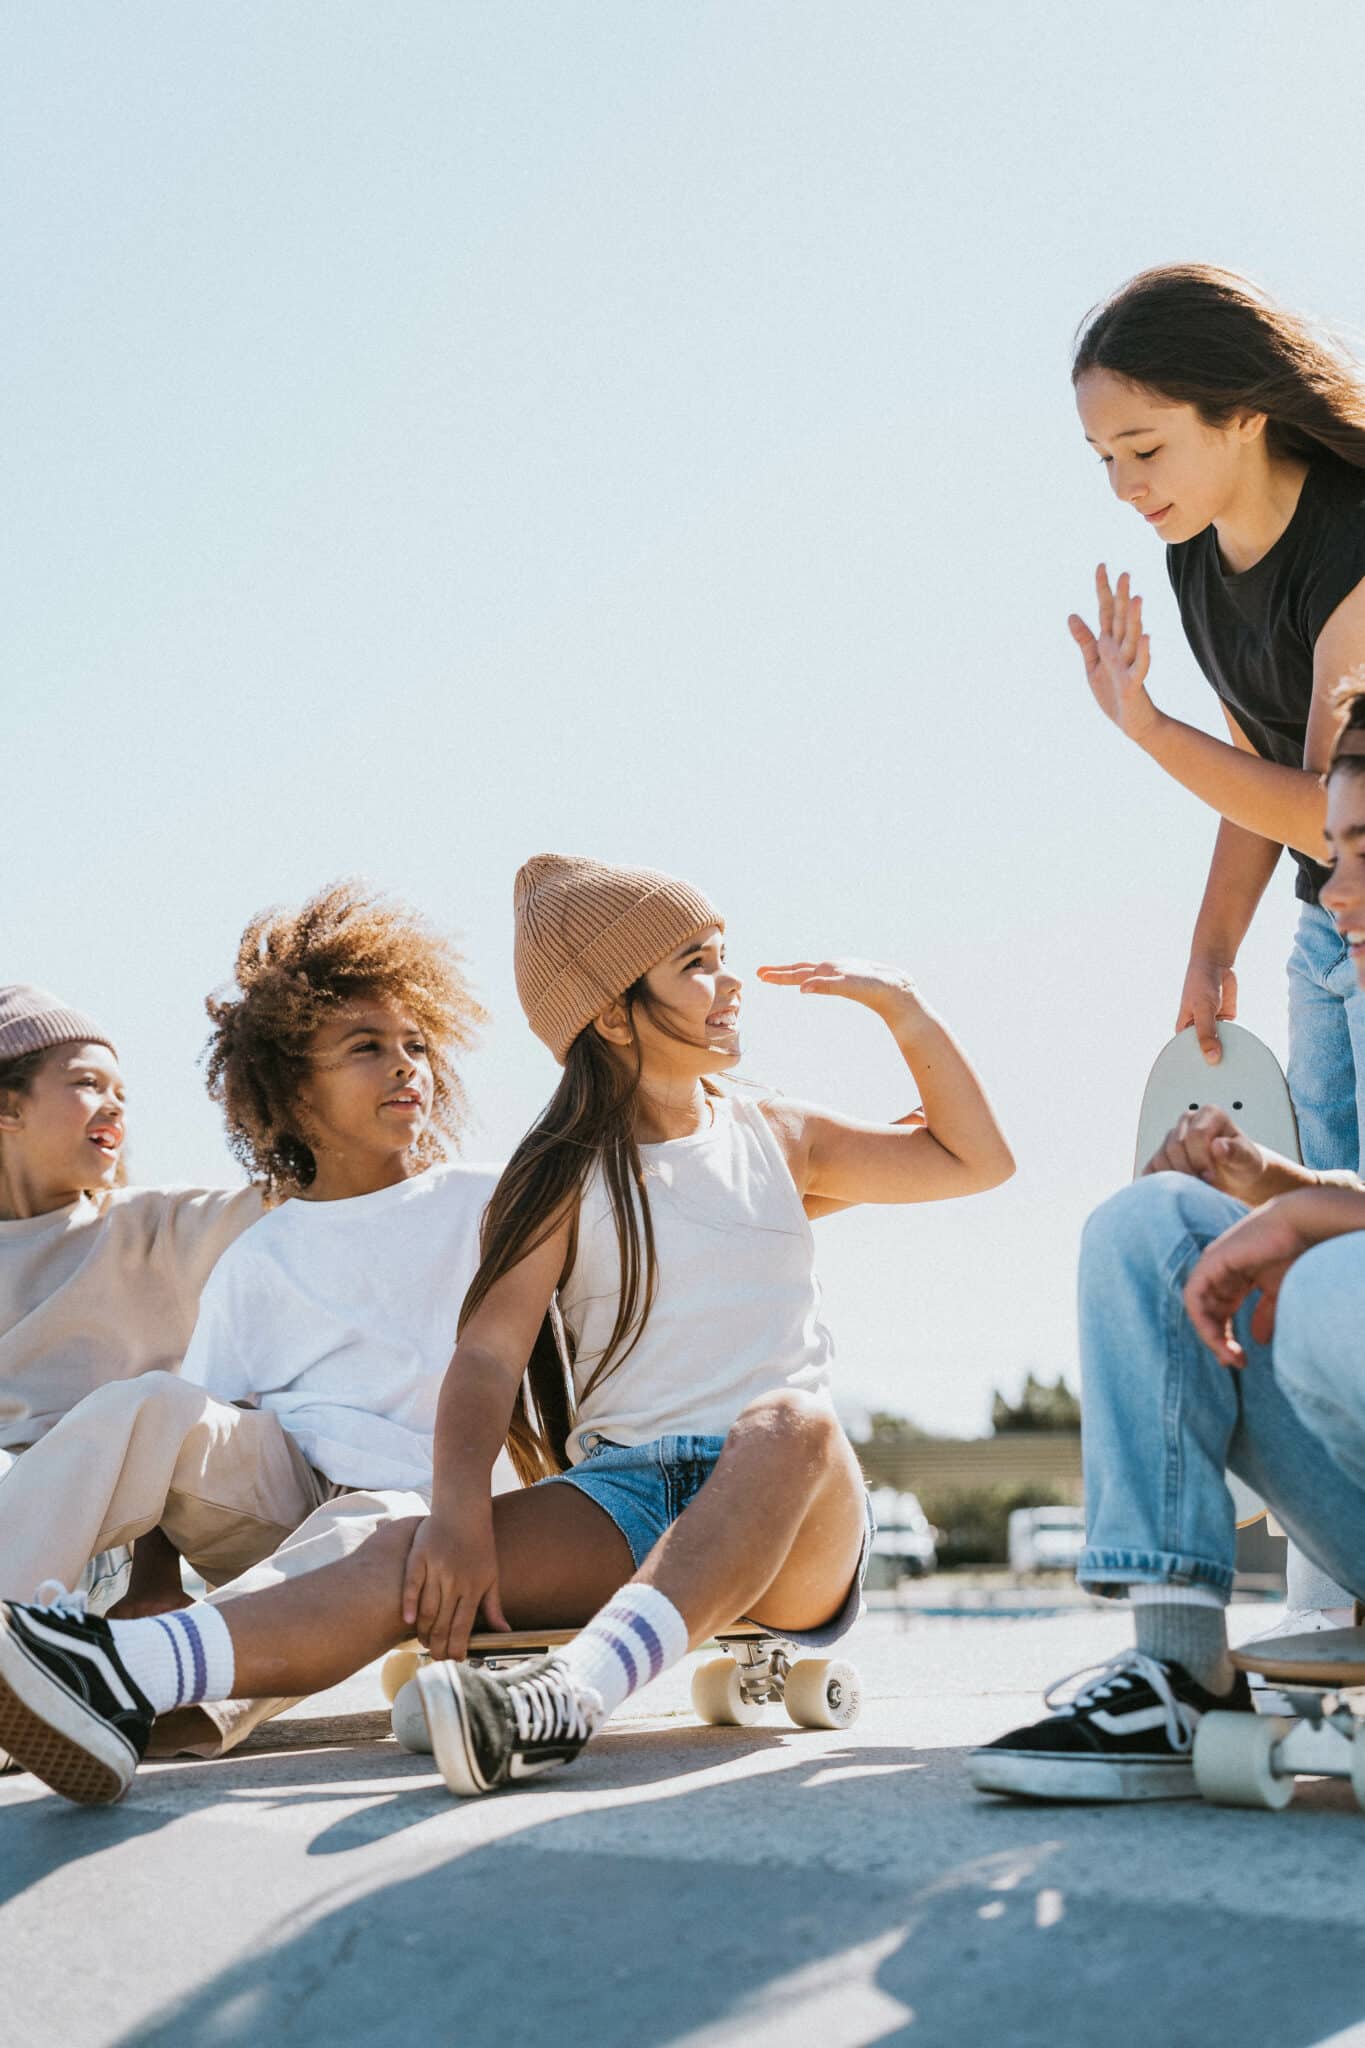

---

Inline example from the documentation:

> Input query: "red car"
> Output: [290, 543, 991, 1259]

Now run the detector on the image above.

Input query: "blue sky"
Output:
[7, 2, 1365, 1433]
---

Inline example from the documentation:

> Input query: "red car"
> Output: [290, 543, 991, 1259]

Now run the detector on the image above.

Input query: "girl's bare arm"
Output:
[757, 961, 1014, 1206]
[404, 1210, 571, 1658]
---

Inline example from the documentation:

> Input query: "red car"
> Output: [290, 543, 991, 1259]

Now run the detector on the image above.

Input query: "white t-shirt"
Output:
[180, 1162, 501, 1492]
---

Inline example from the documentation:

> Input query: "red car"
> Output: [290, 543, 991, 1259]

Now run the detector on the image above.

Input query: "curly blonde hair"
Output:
[203, 881, 487, 1196]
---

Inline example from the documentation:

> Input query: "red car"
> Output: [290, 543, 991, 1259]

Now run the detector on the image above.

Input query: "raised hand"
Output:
[756, 959, 926, 1025]
[1069, 565, 1159, 743]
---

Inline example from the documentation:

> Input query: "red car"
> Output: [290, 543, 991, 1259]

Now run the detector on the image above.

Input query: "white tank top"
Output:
[559, 1092, 835, 1464]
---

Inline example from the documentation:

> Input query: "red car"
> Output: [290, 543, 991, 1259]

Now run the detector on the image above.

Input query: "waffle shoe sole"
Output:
[0, 1605, 144, 1804]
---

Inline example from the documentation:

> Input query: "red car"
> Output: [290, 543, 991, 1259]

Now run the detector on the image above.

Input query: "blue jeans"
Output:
[1077, 1174, 1365, 1601]
[1287, 900, 1365, 1177]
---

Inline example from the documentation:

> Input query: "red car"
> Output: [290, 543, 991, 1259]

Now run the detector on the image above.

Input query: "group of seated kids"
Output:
[5, 739, 1365, 1811]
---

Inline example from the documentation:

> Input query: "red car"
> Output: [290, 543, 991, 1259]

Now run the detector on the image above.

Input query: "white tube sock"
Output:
[108, 1602, 236, 1714]
[558, 1584, 690, 1721]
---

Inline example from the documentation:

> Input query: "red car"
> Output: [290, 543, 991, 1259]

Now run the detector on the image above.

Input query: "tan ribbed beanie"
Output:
[514, 855, 724, 1061]
[0, 985, 118, 1064]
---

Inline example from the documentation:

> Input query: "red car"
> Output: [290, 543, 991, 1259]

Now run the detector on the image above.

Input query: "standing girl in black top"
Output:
[1070, 263, 1365, 1621]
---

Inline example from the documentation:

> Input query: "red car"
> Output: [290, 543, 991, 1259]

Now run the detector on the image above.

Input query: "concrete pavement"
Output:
[5, 1605, 1365, 2048]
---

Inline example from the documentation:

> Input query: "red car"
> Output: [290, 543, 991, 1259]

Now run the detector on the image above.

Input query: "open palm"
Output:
[1069, 565, 1158, 742]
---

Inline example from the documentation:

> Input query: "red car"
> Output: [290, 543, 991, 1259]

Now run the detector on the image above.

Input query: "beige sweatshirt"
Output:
[0, 1184, 266, 1450]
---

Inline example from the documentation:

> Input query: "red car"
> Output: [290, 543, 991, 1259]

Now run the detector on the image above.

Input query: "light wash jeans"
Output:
[1287, 900, 1365, 1178]
[1077, 1174, 1365, 1602]
[1282, 900, 1365, 1606]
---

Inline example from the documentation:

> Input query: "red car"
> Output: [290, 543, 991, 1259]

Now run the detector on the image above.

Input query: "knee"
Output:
[81, 1370, 200, 1424]
[1081, 1173, 1245, 1274]
[732, 1389, 844, 1463]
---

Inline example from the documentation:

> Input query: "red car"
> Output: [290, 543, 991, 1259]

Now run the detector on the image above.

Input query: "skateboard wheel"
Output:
[381, 1644, 424, 1705]
[1193, 1710, 1294, 1808]
[691, 1655, 766, 1726]
[391, 1676, 434, 1754]
[784, 1658, 862, 1731]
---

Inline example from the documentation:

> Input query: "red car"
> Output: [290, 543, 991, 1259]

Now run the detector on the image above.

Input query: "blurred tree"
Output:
[991, 1372, 1081, 1434]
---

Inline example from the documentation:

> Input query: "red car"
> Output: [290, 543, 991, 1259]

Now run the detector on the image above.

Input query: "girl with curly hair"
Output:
[0, 854, 1012, 1807]
[0, 881, 503, 1768]
[0, 986, 262, 1621]
[1070, 263, 1365, 1623]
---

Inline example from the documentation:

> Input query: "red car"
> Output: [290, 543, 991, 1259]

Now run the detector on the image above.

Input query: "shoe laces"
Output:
[33, 1580, 88, 1622]
[1044, 1649, 1198, 1753]
[506, 1660, 601, 1746]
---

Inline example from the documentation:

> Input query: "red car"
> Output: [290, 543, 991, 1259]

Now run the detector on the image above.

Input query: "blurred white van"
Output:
[1008, 1504, 1086, 1576]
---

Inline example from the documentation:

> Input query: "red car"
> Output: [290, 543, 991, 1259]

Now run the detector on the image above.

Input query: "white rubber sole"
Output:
[968, 1747, 1197, 1802]
[391, 1675, 434, 1754]
[0, 1615, 136, 1805]
[415, 1662, 489, 1796]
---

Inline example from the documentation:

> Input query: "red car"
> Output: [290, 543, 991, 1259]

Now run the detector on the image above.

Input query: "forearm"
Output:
[1281, 1183, 1365, 1240]
[429, 1344, 521, 1514]
[881, 1000, 1013, 1184]
[1140, 713, 1327, 860]
[1188, 820, 1282, 964]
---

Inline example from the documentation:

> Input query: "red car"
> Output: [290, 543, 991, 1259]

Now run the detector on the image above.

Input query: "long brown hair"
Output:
[458, 979, 719, 1485]
[1074, 265, 1365, 470]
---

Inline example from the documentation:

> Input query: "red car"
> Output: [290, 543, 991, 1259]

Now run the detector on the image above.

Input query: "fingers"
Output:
[1190, 991, 1222, 1065]
[401, 1547, 425, 1631]
[756, 964, 820, 982]
[1184, 1261, 1247, 1367]
[482, 1583, 511, 1634]
[1095, 563, 1114, 637]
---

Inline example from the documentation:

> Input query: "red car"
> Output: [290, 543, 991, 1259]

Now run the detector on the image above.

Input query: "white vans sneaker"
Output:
[1244, 1607, 1355, 1715]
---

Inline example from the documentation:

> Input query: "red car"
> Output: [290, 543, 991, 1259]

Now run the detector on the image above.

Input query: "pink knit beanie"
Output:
[514, 855, 723, 1061]
[0, 985, 118, 1064]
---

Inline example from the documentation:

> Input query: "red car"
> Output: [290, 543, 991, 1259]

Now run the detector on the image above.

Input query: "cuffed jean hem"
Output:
[1077, 1547, 1235, 1597]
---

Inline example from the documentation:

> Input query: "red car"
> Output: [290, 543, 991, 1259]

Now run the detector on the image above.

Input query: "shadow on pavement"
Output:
[107, 1739, 1365, 2048]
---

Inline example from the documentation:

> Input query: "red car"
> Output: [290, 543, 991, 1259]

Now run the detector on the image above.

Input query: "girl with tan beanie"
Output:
[0, 855, 1012, 1808]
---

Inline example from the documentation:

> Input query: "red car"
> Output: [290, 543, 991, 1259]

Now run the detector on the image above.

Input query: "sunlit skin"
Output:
[293, 996, 435, 1202]
[1066, 366, 1365, 1068]
[1180, 767, 1365, 1364]
[0, 1042, 125, 1221]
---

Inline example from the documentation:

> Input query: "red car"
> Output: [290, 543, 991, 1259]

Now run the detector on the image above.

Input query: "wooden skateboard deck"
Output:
[1133, 1021, 1300, 1180]
[1134, 1021, 1299, 1530]
[1230, 1625, 1365, 1688]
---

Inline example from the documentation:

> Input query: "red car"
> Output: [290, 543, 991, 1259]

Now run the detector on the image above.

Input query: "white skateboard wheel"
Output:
[391, 1675, 434, 1754]
[381, 1644, 424, 1705]
[1193, 1710, 1294, 1808]
[784, 1658, 862, 1730]
[691, 1655, 766, 1726]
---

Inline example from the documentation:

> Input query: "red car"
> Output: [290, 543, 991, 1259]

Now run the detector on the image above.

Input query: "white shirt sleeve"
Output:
[177, 1257, 256, 1401]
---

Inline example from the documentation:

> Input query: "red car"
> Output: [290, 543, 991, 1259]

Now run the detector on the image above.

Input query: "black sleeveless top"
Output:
[1166, 455, 1365, 902]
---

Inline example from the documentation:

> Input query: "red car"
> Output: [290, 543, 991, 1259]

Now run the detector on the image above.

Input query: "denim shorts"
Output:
[539, 1430, 875, 1650]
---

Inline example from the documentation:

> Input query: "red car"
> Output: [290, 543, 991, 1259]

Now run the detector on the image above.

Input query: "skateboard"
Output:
[1133, 1020, 1300, 1180]
[1193, 1627, 1365, 1809]
[381, 1625, 863, 1752]
[1135, 1021, 1301, 1531]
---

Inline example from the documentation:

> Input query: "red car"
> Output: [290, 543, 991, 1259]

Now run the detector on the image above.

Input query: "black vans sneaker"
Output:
[968, 1649, 1252, 1802]
[0, 1585, 154, 1805]
[417, 1653, 602, 1796]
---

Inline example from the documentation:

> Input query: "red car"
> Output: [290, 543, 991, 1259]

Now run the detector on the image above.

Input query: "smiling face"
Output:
[0, 1041, 126, 1210]
[1319, 767, 1365, 987]
[293, 995, 434, 1194]
[1075, 367, 1263, 546]
[596, 926, 743, 1088]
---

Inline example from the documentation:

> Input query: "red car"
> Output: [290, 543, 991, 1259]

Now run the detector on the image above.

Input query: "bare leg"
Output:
[638, 1392, 866, 1646]
[212, 1489, 634, 1699]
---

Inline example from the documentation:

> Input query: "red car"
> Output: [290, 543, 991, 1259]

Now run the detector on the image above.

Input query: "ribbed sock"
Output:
[558, 1584, 690, 1720]
[108, 1602, 236, 1715]
[1131, 1589, 1233, 1696]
